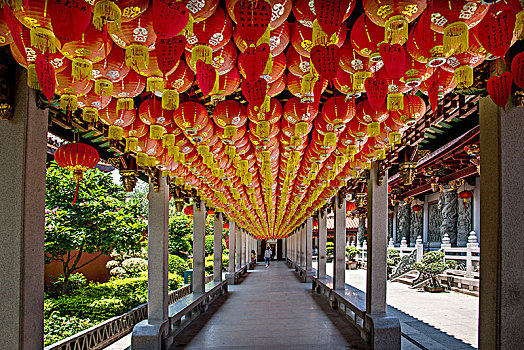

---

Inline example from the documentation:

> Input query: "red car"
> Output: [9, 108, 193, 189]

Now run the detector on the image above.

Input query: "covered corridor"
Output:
[170, 261, 369, 350]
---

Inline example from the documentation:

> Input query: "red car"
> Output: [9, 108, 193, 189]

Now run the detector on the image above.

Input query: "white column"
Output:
[479, 97, 524, 348]
[147, 177, 170, 323]
[365, 166, 400, 349]
[366, 166, 388, 314]
[318, 209, 327, 279]
[0, 69, 47, 349]
[236, 226, 242, 270]
[306, 216, 313, 277]
[192, 200, 206, 294]
[334, 193, 346, 290]
[228, 221, 236, 274]
[392, 206, 397, 244]
[213, 212, 223, 282]
[245, 231, 249, 266]
[301, 224, 307, 268]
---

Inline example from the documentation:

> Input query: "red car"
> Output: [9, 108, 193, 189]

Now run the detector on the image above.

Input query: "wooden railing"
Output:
[45, 274, 214, 350]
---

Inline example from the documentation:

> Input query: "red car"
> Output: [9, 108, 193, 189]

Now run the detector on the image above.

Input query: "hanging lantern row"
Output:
[4, 0, 523, 239]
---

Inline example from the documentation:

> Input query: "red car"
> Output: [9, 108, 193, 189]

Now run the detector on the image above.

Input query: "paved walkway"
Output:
[170, 261, 370, 350]
[316, 262, 479, 349]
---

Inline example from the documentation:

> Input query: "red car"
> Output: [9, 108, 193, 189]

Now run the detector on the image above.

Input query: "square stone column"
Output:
[0, 68, 47, 350]
[226, 221, 236, 284]
[306, 217, 313, 279]
[301, 224, 307, 268]
[236, 226, 243, 270]
[479, 97, 524, 349]
[245, 231, 249, 265]
[192, 200, 206, 295]
[318, 209, 328, 279]
[213, 212, 223, 282]
[147, 177, 169, 323]
[334, 193, 346, 290]
[365, 165, 401, 349]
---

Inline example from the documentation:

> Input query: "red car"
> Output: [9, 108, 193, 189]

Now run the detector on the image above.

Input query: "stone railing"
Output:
[45, 274, 214, 350]
[356, 232, 480, 280]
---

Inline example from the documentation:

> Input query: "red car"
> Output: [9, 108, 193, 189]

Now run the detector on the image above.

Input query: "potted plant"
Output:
[387, 249, 401, 278]
[414, 251, 456, 292]
[345, 246, 360, 269]
[326, 242, 334, 262]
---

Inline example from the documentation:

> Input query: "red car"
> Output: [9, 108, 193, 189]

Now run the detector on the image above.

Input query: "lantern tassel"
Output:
[93, 0, 122, 31]
[108, 125, 123, 140]
[126, 44, 149, 70]
[27, 64, 40, 90]
[443, 22, 469, 55]
[30, 27, 57, 54]
[72, 58, 93, 81]
[94, 79, 113, 96]
[117, 98, 134, 113]
[387, 93, 404, 111]
[162, 90, 179, 110]
[385, 15, 408, 45]
[72, 180, 80, 205]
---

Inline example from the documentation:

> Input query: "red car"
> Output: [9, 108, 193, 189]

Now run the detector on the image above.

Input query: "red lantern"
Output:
[321, 95, 356, 130]
[92, 46, 130, 83]
[267, 74, 286, 97]
[49, 0, 92, 44]
[511, 52, 524, 90]
[186, 7, 232, 51]
[412, 204, 423, 213]
[458, 190, 473, 209]
[54, 143, 100, 204]
[213, 66, 241, 96]
[346, 201, 356, 212]
[173, 101, 209, 135]
[0, 9, 14, 47]
[233, 0, 271, 46]
[487, 72, 513, 110]
[350, 14, 384, 62]
[99, 98, 136, 140]
[185, 0, 219, 22]
[477, 10, 516, 59]
[291, 23, 346, 58]
[407, 10, 447, 67]
[286, 45, 312, 77]
[310, 44, 342, 81]
[165, 60, 194, 92]
[183, 205, 194, 216]
[153, 0, 189, 40]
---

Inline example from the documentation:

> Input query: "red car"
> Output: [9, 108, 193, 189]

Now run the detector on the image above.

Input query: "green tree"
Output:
[45, 162, 146, 295]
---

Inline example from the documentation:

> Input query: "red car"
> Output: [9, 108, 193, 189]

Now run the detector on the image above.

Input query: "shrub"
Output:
[205, 235, 214, 256]
[205, 256, 214, 274]
[121, 258, 148, 277]
[345, 246, 360, 261]
[222, 254, 229, 268]
[387, 249, 401, 267]
[47, 273, 88, 298]
[44, 312, 96, 346]
[414, 251, 456, 288]
[168, 255, 189, 275]
[326, 242, 334, 256]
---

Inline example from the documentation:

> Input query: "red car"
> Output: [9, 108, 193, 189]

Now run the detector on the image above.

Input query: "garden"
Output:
[44, 163, 228, 346]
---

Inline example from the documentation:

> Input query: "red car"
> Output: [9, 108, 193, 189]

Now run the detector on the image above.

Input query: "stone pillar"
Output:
[213, 212, 223, 282]
[301, 224, 307, 268]
[457, 193, 472, 247]
[479, 97, 524, 349]
[423, 198, 429, 244]
[440, 186, 458, 246]
[306, 216, 313, 279]
[245, 231, 249, 266]
[392, 206, 397, 244]
[365, 166, 401, 349]
[334, 193, 346, 290]
[396, 203, 410, 244]
[473, 177, 480, 241]
[192, 200, 206, 295]
[357, 216, 366, 246]
[0, 69, 47, 350]
[226, 221, 236, 284]
[132, 177, 170, 350]
[148, 177, 169, 322]
[318, 209, 327, 279]
[236, 227, 243, 270]
[410, 209, 423, 246]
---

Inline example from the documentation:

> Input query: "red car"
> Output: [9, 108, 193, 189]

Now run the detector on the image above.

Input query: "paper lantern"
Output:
[213, 65, 241, 96]
[173, 101, 209, 135]
[153, 0, 189, 40]
[363, 0, 426, 44]
[477, 10, 516, 59]
[112, 69, 146, 110]
[412, 204, 423, 213]
[350, 14, 384, 62]
[55, 64, 93, 105]
[458, 190, 472, 208]
[60, 22, 111, 81]
[238, 43, 271, 80]
[379, 43, 406, 80]
[293, 0, 353, 28]
[213, 100, 247, 130]
[291, 22, 346, 58]
[48, 0, 92, 44]
[233, 0, 271, 46]
[227, 0, 291, 30]
[286, 45, 312, 77]
[321, 96, 356, 130]
[283, 97, 319, 124]
[92, 46, 130, 83]
[430, 0, 489, 54]
[165, 59, 194, 93]
[339, 41, 369, 75]
[487, 71, 513, 110]
[310, 44, 342, 81]
[54, 143, 100, 204]
[390, 94, 426, 127]
[184, 0, 219, 22]
[139, 96, 173, 139]
[511, 52, 524, 90]
[267, 74, 286, 97]
[419, 68, 456, 112]
[187, 7, 232, 52]
[0, 9, 13, 47]
[407, 10, 447, 67]
[99, 98, 137, 140]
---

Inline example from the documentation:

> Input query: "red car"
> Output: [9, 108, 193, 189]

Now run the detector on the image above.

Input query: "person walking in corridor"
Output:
[264, 246, 272, 268]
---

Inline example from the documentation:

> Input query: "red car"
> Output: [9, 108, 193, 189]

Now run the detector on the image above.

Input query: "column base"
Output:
[225, 273, 236, 285]
[131, 320, 168, 350]
[364, 313, 401, 350]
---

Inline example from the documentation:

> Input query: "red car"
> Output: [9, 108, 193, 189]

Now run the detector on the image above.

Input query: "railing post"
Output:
[193, 199, 206, 295]
[365, 165, 401, 348]
[416, 236, 423, 263]
[466, 231, 478, 278]
[334, 192, 346, 290]
[236, 226, 242, 272]
[318, 209, 327, 279]
[213, 212, 223, 282]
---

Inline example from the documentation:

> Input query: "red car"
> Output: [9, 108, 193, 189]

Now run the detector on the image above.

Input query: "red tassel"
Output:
[73, 181, 80, 205]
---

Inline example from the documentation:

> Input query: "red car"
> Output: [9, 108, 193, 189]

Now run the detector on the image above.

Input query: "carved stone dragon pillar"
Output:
[440, 185, 459, 246]
[410, 209, 423, 246]
[396, 204, 411, 244]
[457, 197, 472, 246]
[357, 216, 366, 245]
